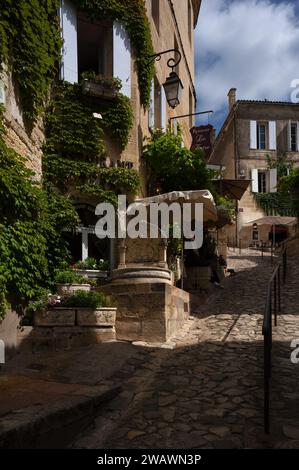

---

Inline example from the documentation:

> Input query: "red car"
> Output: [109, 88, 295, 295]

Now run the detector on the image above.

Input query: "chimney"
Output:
[228, 88, 237, 111]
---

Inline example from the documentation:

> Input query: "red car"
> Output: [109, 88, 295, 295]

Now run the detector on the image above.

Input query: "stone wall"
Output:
[1, 69, 43, 179]
[103, 282, 190, 343]
[0, 310, 20, 360]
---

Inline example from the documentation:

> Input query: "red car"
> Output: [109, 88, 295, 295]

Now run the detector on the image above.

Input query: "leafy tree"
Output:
[143, 129, 214, 194]
[278, 167, 299, 217]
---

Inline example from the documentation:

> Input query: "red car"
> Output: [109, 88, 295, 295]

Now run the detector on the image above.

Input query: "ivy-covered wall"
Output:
[0, 2, 150, 316]
[0, 1, 62, 122]
[0, 1, 154, 123]
[0, 105, 79, 317]
[43, 82, 140, 204]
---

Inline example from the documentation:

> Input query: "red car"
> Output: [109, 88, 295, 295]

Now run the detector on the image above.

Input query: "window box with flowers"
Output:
[81, 74, 122, 101]
[29, 291, 115, 328]
[54, 269, 92, 296]
[74, 258, 109, 281]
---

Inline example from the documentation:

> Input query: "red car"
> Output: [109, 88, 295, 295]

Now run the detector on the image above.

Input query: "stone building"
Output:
[210, 89, 299, 247]
[0, 1, 203, 347]
[0, 0, 201, 262]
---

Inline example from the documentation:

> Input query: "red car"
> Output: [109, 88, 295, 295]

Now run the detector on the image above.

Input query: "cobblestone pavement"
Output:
[73, 249, 299, 449]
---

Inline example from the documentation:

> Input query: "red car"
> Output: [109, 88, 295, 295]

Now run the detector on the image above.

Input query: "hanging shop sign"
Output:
[190, 124, 215, 158]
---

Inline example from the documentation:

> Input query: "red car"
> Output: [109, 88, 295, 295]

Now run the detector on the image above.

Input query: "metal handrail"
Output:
[263, 245, 287, 434]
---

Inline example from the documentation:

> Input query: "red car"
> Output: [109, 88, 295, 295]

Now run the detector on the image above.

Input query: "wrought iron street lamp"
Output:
[149, 49, 183, 109]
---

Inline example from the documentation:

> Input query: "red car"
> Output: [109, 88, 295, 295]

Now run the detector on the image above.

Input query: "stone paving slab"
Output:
[72, 250, 299, 449]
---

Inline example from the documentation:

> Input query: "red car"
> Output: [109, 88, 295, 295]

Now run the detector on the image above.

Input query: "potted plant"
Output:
[55, 269, 92, 296]
[63, 290, 116, 327]
[30, 292, 76, 327]
[31, 290, 116, 328]
[75, 257, 109, 281]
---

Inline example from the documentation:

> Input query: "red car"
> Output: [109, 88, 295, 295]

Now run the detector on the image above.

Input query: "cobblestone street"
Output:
[72, 249, 299, 449]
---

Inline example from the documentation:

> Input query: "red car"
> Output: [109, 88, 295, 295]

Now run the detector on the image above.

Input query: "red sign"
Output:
[190, 124, 215, 158]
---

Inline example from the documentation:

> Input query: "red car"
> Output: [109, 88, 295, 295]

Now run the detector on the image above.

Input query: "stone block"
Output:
[34, 309, 76, 327]
[76, 308, 116, 327]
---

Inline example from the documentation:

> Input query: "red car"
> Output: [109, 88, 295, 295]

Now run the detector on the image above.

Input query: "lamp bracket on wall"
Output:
[148, 49, 182, 71]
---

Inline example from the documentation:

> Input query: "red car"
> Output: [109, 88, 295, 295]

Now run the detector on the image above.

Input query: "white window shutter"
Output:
[269, 121, 277, 150]
[113, 22, 131, 98]
[288, 120, 292, 151]
[251, 169, 259, 193]
[60, 0, 78, 84]
[160, 86, 167, 131]
[269, 168, 277, 193]
[250, 121, 257, 149]
[148, 79, 155, 129]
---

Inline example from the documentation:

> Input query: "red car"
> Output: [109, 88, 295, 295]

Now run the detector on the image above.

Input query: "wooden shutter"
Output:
[250, 121, 257, 149]
[269, 121, 277, 150]
[269, 168, 277, 193]
[160, 87, 167, 131]
[113, 22, 131, 98]
[60, 0, 78, 84]
[148, 79, 155, 129]
[251, 169, 259, 193]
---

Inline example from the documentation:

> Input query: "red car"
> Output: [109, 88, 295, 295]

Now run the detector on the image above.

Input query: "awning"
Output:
[135, 190, 218, 223]
[212, 179, 251, 201]
[245, 216, 297, 226]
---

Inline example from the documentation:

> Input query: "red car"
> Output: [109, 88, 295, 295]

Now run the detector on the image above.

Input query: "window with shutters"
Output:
[290, 122, 298, 151]
[60, 3, 131, 96]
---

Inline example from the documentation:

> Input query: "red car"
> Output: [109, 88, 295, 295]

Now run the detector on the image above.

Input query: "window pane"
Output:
[257, 124, 266, 149]
[291, 123, 297, 151]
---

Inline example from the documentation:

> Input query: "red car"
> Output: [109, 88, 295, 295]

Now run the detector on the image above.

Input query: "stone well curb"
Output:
[0, 385, 122, 449]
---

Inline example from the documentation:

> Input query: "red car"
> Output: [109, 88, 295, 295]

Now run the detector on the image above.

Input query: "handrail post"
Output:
[278, 265, 281, 315]
[274, 275, 277, 327]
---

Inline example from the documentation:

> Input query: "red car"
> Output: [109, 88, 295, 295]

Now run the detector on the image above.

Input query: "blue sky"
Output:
[195, 0, 299, 132]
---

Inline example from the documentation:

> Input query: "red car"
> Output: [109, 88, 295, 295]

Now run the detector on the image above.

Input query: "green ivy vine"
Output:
[0, 1, 62, 122]
[43, 82, 140, 201]
[0, 1, 154, 123]
[0, 108, 79, 317]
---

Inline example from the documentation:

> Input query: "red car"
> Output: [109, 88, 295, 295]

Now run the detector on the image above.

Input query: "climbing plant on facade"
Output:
[0, 107, 79, 317]
[0, 0, 154, 124]
[0, 0, 62, 122]
[254, 153, 296, 217]
[43, 82, 140, 202]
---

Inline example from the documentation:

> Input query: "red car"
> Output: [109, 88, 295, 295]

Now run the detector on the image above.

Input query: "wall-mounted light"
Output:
[149, 49, 183, 109]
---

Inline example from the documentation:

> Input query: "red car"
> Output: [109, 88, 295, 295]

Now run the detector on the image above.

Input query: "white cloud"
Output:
[195, 0, 299, 128]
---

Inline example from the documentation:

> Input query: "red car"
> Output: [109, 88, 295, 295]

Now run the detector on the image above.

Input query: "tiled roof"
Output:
[238, 99, 299, 106]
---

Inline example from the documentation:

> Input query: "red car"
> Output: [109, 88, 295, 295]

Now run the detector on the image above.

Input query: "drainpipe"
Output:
[234, 106, 239, 247]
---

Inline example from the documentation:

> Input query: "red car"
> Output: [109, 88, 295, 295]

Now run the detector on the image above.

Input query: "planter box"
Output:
[75, 269, 108, 281]
[82, 79, 118, 100]
[56, 283, 91, 296]
[34, 309, 76, 327]
[76, 308, 117, 327]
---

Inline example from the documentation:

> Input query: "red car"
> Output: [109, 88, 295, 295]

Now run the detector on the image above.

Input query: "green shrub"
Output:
[54, 269, 87, 285]
[63, 290, 112, 309]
